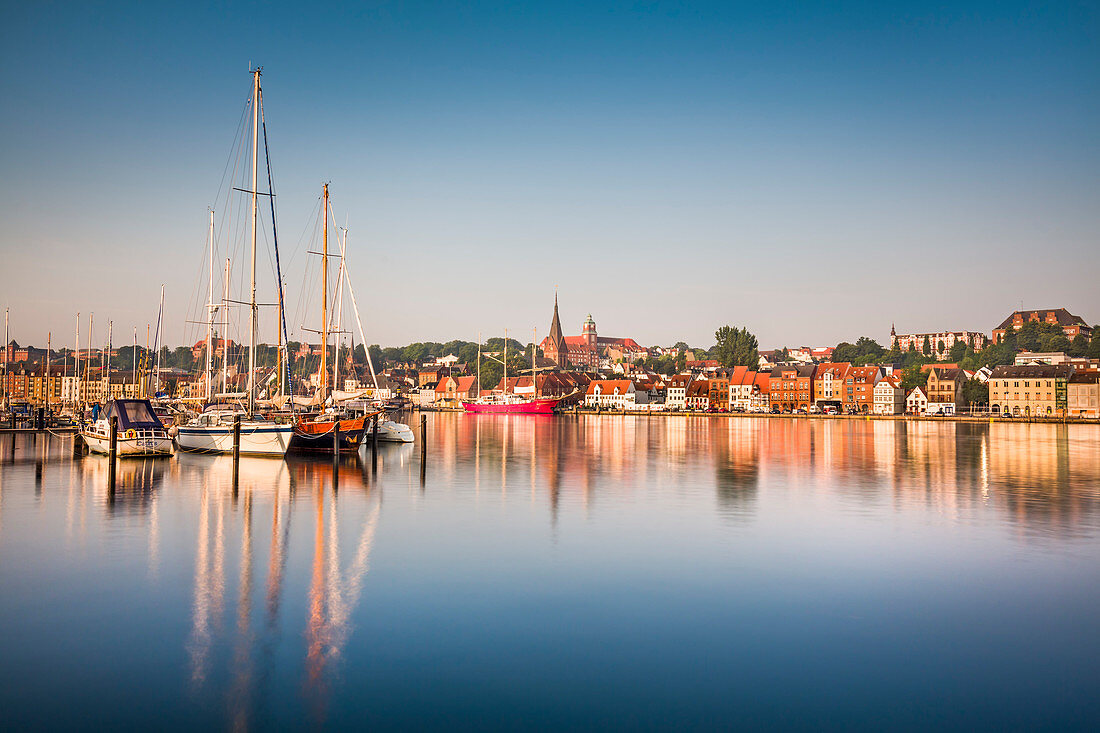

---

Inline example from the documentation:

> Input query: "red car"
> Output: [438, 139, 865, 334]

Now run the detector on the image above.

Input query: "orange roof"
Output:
[585, 379, 635, 396]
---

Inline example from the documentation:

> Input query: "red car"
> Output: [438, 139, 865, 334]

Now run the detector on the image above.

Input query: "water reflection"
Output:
[0, 416, 1098, 729]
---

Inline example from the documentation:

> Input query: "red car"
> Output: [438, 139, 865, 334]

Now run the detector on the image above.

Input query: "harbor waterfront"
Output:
[1, 413, 1098, 730]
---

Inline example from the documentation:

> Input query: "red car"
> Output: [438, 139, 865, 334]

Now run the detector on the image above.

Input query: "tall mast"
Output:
[504, 328, 508, 394]
[247, 66, 260, 415]
[106, 321, 112, 399]
[320, 183, 329, 400]
[132, 327, 137, 397]
[477, 331, 481, 395]
[276, 275, 284, 399]
[222, 258, 230, 396]
[3, 307, 8, 410]
[532, 326, 537, 398]
[154, 285, 164, 395]
[45, 331, 51, 412]
[74, 313, 79, 406]
[333, 227, 346, 395]
[87, 313, 93, 402]
[206, 209, 215, 403]
[340, 247, 379, 390]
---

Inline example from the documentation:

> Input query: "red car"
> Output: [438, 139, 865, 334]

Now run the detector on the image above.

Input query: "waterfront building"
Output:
[584, 379, 644, 409]
[906, 387, 928, 415]
[728, 369, 765, 411]
[751, 372, 771, 412]
[988, 364, 1074, 416]
[769, 365, 815, 412]
[843, 366, 883, 413]
[435, 375, 479, 407]
[889, 325, 988, 360]
[665, 374, 692, 409]
[1067, 372, 1100, 417]
[991, 308, 1092, 343]
[925, 366, 966, 410]
[685, 380, 710, 410]
[813, 363, 851, 409]
[873, 375, 905, 415]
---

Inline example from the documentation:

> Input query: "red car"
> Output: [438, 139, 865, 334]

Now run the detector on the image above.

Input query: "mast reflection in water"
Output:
[0, 416, 1098, 731]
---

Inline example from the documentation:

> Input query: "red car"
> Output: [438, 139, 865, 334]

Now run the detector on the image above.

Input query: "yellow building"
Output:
[1067, 373, 1100, 417]
[989, 364, 1073, 416]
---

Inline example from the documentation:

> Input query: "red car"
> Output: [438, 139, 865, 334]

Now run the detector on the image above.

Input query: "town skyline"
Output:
[2, 2, 1097, 349]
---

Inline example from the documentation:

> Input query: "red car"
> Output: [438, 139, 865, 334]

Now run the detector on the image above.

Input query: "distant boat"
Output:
[462, 395, 559, 415]
[462, 327, 559, 415]
[81, 399, 173, 457]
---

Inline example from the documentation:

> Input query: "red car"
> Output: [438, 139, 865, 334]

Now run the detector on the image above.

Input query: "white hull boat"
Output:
[81, 400, 173, 457]
[176, 418, 292, 456]
[367, 418, 415, 443]
[82, 426, 173, 457]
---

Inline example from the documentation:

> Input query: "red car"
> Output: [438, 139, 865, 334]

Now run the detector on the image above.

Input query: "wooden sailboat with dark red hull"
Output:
[290, 412, 381, 453]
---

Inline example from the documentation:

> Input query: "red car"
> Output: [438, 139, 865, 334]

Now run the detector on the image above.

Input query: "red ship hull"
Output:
[461, 398, 559, 414]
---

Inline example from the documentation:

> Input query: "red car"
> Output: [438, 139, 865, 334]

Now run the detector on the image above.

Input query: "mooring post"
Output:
[108, 414, 118, 491]
[333, 421, 341, 488]
[371, 414, 378, 472]
[232, 414, 241, 495]
[419, 414, 427, 485]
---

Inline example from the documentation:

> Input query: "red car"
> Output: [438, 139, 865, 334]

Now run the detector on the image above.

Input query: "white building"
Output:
[873, 376, 905, 415]
[890, 326, 987, 360]
[664, 375, 692, 410]
[584, 379, 643, 409]
[905, 386, 928, 415]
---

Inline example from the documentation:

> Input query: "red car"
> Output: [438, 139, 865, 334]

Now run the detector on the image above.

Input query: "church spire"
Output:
[548, 291, 566, 366]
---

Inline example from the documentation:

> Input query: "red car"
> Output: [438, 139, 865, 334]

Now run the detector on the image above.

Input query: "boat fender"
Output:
[126, 429, 135, 439]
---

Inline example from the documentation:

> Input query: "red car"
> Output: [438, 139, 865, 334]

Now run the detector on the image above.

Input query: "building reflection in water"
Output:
[0, 415, 1098, 729]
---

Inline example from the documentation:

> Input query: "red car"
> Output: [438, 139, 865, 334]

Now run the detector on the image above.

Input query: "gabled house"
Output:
[906, 386, 928, 415]
[584, 379, 643, 409]
[665, 374, 693, 410]
[685, 379, 710, 410]
[926, 366, 966, 409]
[873, 375, 904, 415]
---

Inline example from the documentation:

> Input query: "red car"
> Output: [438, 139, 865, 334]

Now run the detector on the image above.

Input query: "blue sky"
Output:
[1, 1, 1097, 351]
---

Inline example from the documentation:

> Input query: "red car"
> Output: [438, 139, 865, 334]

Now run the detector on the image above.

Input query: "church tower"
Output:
[548, 293, 567, 367]
[582, 314, 597, 348]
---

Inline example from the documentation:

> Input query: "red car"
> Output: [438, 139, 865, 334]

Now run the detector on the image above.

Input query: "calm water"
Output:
[0, 415, 1098, 731]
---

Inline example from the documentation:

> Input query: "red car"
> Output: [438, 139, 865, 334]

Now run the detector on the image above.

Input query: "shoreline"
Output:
[416, 405, 1099, 425]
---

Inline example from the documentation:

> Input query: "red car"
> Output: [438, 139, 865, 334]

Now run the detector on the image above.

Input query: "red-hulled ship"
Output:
[462, 395, 559, 414]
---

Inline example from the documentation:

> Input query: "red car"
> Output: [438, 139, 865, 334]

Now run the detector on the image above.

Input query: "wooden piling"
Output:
[232, 414, 241, 495]
[108, 415, 118, 490]
[419, 414, 427, 486]
[371, 414, 378, 472]
[333, 422, 341, 489]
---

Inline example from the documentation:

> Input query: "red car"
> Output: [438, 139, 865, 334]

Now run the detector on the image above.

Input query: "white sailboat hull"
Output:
[82, 431, 174, 457]
[175, 424, 293, 456]
[368, 419, 415, 443]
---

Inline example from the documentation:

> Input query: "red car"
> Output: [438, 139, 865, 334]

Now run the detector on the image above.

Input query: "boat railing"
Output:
[85, 424, 168, 441]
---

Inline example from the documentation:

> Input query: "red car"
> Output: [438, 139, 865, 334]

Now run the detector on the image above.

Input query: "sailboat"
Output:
[289, 184, 381, 454]
[176, 67, 293, 457]
[462, 329, 560, 414]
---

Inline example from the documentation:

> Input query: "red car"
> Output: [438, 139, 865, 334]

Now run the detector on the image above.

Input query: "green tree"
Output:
[963, 379, 988, 406]
[901, 364, 929, 393]
[936, 339, 946, 356]
[713, 326, 759, 368]
[1068, 334, 1090, 358]
[1088, 332, 1100, 360]
[948, 341, 967, 363]
[922, 335, 931, 356]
